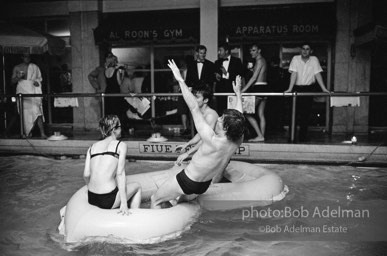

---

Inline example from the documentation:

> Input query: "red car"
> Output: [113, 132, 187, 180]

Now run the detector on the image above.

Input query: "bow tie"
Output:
[222, 58, 229, 62]
[197, 60, 204, 63]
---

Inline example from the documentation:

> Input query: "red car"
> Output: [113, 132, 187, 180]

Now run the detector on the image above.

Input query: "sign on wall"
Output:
[94, 9, 199, 45]
[228, 96, 256, 114]
[139, 143, 249, 156]
[220, 3, 336, 42]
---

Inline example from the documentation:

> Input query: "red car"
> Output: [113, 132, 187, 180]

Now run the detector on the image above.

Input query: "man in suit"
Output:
[178, 45, 216, 136]
[185, 45, 216, 89]
[214, 42, 244, 115]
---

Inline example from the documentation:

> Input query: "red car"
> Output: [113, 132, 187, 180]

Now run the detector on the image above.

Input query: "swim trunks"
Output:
[248, 82, 270, 93]
[176, 169, 212, 195]
[88, 187, 119, 209]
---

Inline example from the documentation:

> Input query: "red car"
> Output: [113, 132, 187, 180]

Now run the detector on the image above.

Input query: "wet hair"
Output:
[222, 109, 245, 143]
[99, 115, 120, 138]
[192, 82, 213, 102]
[196, 45, 207, 52]
[218, 42, 231, 53]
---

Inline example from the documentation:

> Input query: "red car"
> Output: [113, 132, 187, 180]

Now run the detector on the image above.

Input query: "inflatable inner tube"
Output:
[59, 161, 288, 243]
[59, 184, 200, 244]
[197, 161, 289, 210]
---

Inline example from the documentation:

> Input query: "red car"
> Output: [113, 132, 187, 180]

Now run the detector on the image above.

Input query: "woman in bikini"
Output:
[83, 115, 141, 215]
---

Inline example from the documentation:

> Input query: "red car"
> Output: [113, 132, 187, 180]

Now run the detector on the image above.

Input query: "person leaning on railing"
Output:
[284, 42, 330, 142]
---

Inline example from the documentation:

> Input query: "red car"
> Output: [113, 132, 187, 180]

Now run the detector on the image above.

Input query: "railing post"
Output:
[3, 98, 7, 131]
[290, 92, 297, 143]
[47, 93, 52, 125]
[17, 94, 25, 137]
[100, 93, 105, 117]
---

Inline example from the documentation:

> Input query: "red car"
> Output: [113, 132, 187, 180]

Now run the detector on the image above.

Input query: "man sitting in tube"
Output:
[151, 60, 245, 209]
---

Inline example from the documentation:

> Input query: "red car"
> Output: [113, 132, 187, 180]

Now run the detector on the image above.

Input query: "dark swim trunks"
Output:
[247, 83, 270, 93]
[176, 169, 212, 195]
[88, 187, 118, 209]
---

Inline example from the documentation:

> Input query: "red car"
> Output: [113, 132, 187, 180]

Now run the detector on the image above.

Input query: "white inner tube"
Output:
[59, 161, 288, 243]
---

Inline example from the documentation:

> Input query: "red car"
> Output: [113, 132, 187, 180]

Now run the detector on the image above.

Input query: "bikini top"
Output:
[89, 141, 121, 159]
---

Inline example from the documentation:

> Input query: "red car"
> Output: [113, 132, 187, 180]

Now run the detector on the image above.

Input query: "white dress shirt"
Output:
[197, 61, 203, 79]
[222, 55, 231, 79]
[288, 55, 323, 86]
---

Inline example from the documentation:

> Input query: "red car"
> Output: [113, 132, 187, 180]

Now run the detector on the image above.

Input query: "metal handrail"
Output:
[3, 92, 387, 97]
[2, 91, 387, 141]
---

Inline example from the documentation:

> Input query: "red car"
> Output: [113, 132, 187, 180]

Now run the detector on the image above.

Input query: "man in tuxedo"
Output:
[214, 43, 244, 115]
[185, 45, 216, 89]
[178, 45, 216, 136]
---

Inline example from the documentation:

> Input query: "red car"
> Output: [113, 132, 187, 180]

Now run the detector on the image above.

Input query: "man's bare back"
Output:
[187, 134, 240, 182]
[150, 60, 245, 209]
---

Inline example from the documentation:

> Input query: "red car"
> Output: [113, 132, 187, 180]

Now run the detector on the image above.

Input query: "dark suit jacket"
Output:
[214, 56, 244, 92]
[185, 59, 216, 89]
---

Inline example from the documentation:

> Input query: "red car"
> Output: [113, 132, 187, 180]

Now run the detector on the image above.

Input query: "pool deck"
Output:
[1, 128, 386, 166]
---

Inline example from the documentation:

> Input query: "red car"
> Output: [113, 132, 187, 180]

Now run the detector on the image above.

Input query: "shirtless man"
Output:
[242, 44, 268, 142]
[175, 82, 219, 166]
[150, 60, 245, 209]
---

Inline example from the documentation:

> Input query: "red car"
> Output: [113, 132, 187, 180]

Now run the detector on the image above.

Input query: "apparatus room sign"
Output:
[139, 143, 249, 156]
[219, 3, 336, 41]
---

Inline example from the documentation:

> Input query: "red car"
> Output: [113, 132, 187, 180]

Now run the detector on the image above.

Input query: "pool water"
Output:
[0, 155, 386, 256]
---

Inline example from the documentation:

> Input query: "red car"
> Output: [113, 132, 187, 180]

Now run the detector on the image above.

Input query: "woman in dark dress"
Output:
[104, 56, 125, 115]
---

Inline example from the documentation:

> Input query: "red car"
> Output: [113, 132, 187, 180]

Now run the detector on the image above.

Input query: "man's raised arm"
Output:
[232, 75, 243, 113]
[168, 59, 214, 142]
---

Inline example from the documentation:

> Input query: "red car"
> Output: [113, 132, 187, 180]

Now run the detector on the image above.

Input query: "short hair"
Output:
[218, 42, 231, 53]
[250, 43, 261, 50]
[99, 115, 120, 138]
[105, 52, 114, 59]
[192, 82, 213, 102]
[196, 45, 207, 52]
[300, 42, 312, 49]
[222, 109, 245, 143]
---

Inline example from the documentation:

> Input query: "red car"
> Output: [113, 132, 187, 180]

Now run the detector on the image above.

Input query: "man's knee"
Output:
[150, 194, 156, 203]
[133, 182, 141, 191]
[150, 194, 157, 206]
[150, 194, 163, 209]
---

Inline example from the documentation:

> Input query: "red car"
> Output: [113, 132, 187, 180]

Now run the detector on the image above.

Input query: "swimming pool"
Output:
[0, 155, 386, 256]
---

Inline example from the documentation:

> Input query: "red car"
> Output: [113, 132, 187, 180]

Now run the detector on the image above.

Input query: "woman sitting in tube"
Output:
[83, 115, 141, 215]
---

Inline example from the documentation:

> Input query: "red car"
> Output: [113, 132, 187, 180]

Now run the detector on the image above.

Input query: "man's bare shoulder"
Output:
[213, 135, 240, 153]
[203, 107, 219, 119]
